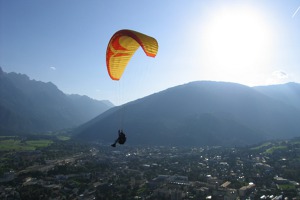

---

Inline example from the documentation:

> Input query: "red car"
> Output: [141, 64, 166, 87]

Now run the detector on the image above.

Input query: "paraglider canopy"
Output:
[106, 29, 158, 80]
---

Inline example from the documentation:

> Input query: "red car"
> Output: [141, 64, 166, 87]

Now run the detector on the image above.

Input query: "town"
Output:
[0, 137, 300, 200]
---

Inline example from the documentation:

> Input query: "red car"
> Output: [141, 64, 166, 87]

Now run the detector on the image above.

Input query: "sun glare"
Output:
[200, 5, 274, 85]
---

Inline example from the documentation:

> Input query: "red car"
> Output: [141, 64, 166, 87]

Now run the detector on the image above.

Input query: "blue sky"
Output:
[1, 0, 300, 105]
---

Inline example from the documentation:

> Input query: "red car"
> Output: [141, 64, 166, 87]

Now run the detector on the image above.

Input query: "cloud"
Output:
[266, 70, 289, 85]
[50, 66, 56, 70]
[272, 70, 288, 79]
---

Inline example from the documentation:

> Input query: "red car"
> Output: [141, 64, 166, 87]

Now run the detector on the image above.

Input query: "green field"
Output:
[277, 184, 296, 190]
[251, 142, 272, 150]
[0, 139, 53, 151]
[265, 145, 287, 154]
[56, 135, 71, 141]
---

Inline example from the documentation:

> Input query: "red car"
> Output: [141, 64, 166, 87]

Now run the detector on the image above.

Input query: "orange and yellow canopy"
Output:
[106, 29, 158, 80]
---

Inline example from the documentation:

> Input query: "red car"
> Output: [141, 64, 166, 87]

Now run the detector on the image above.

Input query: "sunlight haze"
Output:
[200, 4, 275, 86]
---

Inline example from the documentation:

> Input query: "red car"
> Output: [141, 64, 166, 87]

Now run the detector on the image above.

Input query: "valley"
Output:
[1, 137, 299, 199]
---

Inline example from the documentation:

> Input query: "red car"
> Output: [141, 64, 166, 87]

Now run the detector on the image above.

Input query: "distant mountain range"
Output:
[2, 67, 300, 147]
[0, 67, 113, 135]
[254, 82, 300, 110]
[74, 81, 300, 147]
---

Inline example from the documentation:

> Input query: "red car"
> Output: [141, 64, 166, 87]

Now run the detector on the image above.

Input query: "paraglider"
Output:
[106, 29, 158, 81]
[106, 29, 158, 147]
[111, 129, 127, 147]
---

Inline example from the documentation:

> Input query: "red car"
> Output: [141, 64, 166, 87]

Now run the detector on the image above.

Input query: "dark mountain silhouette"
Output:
[74, 81, 300, 147]
[0, 67, 113, 134]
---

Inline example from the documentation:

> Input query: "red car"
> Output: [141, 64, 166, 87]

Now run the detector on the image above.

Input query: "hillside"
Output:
[254, 82, 300, 110]
[74, 81, 300, 146]
[0, 67, 113, 134]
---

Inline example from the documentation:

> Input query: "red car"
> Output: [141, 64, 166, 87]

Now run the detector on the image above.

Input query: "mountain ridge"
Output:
[2, 66, 300, 147]
[74, 81, 300, 146]
[254, 82, 300, 110]
[0, 67, 113, 134]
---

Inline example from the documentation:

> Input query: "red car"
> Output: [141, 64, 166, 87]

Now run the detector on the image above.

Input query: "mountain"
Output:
[254, 82, 300, 110]
[0, 67, 113, 135]
[74, 81, 300, 147]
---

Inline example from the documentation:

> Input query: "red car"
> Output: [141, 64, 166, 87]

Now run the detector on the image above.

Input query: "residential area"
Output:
[0, 138, 300, 199]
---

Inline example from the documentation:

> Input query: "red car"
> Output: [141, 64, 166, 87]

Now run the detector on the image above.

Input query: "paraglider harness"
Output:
[118, 130, 126, 144]
[111, 130, 126, 147]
